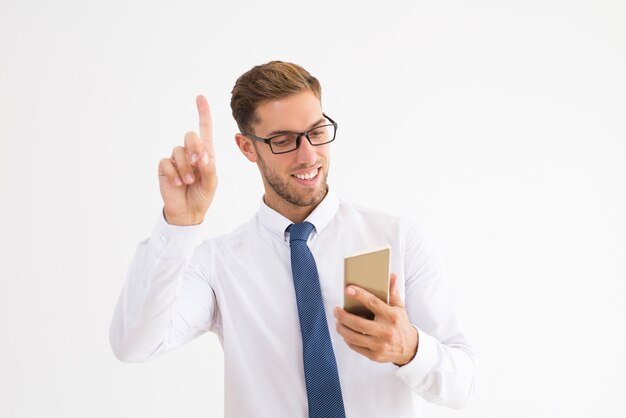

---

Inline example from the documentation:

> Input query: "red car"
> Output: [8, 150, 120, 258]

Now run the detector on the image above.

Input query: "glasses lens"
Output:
[270, 133, 299, 153]
[308, 123, 335, 145]
[267, 120, 336, 154]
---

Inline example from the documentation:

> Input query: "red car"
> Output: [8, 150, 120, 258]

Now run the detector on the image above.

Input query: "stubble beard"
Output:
[256, 151, 329, 208]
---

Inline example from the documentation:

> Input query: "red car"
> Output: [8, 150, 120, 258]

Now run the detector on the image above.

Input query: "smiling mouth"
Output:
[291, 167, 319, 181]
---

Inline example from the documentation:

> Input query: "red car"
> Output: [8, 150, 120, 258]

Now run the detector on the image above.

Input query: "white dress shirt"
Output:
[110, 189, 476, 417]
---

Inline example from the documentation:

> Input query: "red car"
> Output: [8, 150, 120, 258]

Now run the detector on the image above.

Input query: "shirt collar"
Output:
[257, 188, 340, 241]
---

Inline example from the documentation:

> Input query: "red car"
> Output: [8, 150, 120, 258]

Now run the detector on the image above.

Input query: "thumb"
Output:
[388, 273, 404, 307]
[195, 148, 217, 188]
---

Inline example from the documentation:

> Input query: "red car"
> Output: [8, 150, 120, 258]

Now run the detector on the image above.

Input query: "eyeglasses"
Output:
[242, 114, 337, 154]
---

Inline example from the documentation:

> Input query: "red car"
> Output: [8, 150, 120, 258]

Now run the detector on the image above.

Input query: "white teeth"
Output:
[294, 168, 318, 180]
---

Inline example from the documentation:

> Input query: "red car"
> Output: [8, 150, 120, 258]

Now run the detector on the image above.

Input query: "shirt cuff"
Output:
[395, 327, 440, 387]
[146, 208, 207, 258]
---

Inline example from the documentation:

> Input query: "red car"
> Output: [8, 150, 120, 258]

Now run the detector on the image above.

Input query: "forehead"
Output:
[254, 90, 322, 135]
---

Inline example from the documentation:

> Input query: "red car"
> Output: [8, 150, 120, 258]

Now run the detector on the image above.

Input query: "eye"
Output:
[309, 127, 326, 138]
[272, 134, 297, 147]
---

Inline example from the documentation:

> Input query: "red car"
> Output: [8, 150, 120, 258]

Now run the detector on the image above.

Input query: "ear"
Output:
[235, 133, 258, 163]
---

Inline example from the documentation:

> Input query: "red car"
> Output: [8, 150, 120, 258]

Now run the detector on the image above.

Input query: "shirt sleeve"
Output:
[109, 210, 218, 363]
[394, 220, 477, 409]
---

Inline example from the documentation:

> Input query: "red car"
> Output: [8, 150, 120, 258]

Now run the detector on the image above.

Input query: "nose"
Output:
[294, 134, 317, 165]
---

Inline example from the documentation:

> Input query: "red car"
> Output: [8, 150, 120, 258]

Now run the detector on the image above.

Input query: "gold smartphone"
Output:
[343, 246, 391, 320]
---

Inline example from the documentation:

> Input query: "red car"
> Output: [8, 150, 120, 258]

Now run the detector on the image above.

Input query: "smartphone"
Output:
[343, 246, 391, 320]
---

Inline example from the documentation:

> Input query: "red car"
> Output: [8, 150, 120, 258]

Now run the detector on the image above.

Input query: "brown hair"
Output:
[230, 61, 322, 134]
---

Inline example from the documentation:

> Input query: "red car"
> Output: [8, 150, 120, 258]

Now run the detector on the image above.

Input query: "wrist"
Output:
[163, 207, 205, 226]
[395, 324, 419, 367]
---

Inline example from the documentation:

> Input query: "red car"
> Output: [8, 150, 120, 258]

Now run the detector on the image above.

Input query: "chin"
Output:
[284, 179, 329, 207]
[300, 190, 326, 207]
[261, 162, 329, 209]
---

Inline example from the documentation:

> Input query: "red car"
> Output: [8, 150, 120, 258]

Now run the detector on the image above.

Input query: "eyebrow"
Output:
[266, 117, 327, 137]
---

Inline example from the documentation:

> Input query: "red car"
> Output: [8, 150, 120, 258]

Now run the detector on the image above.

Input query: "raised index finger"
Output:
[196, 95, 213, 145]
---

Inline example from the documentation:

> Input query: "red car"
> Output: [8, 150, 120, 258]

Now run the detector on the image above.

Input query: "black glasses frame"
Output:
[242, 114, 338, 154]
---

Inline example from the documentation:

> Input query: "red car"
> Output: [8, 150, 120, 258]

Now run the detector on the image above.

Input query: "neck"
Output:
[263, 187, 328, 224]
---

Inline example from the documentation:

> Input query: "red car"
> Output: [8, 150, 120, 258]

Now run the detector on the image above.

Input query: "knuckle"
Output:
[158, 158, 170, 169]
[185, 131, 200, 144]
[335, 309, 345, 321]
[159, 160, 175, 176]
[172, 146, 185, 158]
[184, 132, 197, 145]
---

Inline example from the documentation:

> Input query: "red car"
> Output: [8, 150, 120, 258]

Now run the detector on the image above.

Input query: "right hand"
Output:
[158, 95, 218, 226]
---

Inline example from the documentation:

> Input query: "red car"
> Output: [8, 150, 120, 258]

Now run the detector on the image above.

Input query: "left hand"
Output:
[333, 273, 419, 366]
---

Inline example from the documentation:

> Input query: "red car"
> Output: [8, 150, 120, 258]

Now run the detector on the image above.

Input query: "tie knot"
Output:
[289, 222, 315, 243]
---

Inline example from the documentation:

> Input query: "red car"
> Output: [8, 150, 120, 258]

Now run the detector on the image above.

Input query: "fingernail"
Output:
[201, 152, 209, 167]
[346, 287, 356, 296]
[174, 177, 182, 186]
[185, 174, 194, 184]
[190, 153, 198, 164]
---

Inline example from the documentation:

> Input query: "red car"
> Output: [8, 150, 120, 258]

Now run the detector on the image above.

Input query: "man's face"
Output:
[250, 90, 331, 211]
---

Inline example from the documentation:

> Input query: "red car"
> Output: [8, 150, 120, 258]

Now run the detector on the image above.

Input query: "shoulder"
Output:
[195, 215, 258, 253]
[336, 198, 436, 252]
[337, 199, 420, 233]
[338, 199, 400, 222]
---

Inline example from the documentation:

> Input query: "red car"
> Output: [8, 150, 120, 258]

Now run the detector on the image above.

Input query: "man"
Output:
[110, 61, 476, 417]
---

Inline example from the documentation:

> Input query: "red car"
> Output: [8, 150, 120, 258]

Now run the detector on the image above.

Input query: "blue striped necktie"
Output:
[288, 222, 346, 418]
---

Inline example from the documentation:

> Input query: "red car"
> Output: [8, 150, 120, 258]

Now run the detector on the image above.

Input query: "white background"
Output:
[1, 0, 624, 417]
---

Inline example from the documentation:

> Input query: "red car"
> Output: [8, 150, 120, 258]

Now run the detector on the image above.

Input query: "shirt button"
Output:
[160, 235, 167, 241]
[141, 280, 148, 288]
